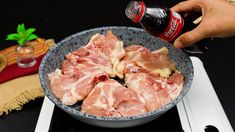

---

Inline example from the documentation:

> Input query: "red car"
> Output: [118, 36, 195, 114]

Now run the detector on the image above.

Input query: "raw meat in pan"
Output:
[48, 31, 184, 117]
[85, 31, 125, 77]
[125, 72, 184, 112]
[49, 31, 126, 105]
[48, 62, 109, 106]
[117, 45, 176, 78]
[81, 79, 147, 117]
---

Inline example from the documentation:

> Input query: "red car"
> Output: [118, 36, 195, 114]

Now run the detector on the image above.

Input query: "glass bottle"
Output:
[125, 1, 207, 54]
[126, 1, 183, 43]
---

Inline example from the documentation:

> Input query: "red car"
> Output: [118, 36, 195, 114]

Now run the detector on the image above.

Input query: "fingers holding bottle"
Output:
[172, 0, 235, 48]
[173, 24, 209, 48]
[170, 0, 201, 13]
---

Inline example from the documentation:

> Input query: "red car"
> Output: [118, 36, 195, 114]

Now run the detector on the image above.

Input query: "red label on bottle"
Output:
[133, 2, 145, 23]
[159, 11, 184, 42]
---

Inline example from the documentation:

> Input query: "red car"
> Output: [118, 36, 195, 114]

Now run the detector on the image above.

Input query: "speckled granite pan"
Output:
[39, 26, 194, 128]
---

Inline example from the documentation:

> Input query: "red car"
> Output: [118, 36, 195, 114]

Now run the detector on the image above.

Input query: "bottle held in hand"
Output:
[125, 1, 184, 43]
[125, 1, 207, 54]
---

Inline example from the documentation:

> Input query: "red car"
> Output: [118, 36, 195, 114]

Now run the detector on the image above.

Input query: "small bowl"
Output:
[39, 26, 193, 128]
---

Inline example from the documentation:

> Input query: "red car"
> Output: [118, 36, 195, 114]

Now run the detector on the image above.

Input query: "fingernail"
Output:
[174, 41, 183, 48]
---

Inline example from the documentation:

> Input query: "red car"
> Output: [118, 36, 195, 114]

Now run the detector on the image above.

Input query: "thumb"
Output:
[173, 26, 207, 48]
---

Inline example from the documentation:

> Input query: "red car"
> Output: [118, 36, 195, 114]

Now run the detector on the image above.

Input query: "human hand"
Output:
[171, 0, 235, 48]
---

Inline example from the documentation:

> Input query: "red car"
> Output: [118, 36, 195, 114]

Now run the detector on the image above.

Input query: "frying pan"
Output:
[39, 26, 193, 128]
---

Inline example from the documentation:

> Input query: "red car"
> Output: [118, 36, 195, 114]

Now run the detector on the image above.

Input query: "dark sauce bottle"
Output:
[125, 1, 208, 54]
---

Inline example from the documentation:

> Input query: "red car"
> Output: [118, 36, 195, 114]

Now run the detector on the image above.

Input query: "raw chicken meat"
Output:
[48, 31, 185, 117]
[81, 79, 147, 117]
[125, 72, 184, 112]
[85, 31, 125, 77]
[48, 31, 125, 105]
[48, 66, 109, 105]
[117, 45, 176, 78]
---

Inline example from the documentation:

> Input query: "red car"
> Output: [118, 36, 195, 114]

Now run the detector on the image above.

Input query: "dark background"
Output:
[0, 0, 235, 131]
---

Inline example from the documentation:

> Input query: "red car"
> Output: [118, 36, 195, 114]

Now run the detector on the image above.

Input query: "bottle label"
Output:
[159, 11, 184, 42]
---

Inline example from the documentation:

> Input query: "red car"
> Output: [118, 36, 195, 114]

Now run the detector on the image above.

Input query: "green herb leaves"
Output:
[6, 23, 38, 46]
